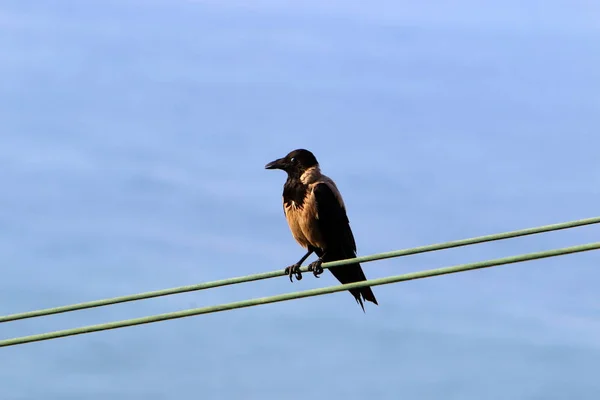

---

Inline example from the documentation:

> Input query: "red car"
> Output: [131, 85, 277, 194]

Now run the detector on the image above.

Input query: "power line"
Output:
[1, 216, 598, 324]
[1, 241, 598, 348]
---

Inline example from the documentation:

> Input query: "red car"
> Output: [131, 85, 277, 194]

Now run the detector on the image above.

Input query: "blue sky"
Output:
[1, 0, 599, 398]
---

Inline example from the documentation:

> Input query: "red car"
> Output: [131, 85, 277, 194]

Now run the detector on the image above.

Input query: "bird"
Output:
[265, 148, 379, 311]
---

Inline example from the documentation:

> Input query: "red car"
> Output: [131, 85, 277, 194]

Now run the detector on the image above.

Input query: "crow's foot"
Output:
[284, 263, 302, 282]
[307, 259, 324, 278]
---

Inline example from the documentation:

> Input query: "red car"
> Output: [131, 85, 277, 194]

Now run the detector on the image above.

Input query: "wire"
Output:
[1, 216, 598, 324]
[1, 241, 598, 348]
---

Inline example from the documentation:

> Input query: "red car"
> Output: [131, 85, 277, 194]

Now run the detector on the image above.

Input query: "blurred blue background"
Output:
[1, 0, 599, 399]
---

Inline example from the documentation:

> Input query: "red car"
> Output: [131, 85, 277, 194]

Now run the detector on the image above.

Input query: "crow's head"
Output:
[265, 148, 319, 178]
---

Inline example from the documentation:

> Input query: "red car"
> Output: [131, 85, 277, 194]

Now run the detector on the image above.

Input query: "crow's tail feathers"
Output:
[325, 250, 379, 311]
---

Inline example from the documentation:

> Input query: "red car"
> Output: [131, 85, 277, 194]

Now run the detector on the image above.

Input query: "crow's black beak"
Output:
[265, 157, 285, 170]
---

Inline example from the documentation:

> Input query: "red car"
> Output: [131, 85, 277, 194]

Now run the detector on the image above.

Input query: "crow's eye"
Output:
[290, 157, 296, 163]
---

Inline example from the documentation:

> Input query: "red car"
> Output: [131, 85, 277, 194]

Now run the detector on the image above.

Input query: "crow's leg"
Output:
[284, 249, 313, 282]
[307, 252, 326, 278]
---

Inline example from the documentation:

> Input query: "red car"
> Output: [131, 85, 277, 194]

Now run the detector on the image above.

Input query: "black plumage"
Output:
[265, 149, 378, 311]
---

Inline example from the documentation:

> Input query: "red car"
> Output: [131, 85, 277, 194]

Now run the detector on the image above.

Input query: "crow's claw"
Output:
[284, 264, 302, 282]
[307, 260, 324, 278]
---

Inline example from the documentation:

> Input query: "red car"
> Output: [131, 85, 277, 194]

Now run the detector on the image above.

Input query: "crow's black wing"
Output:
[313, 182, 356, 256]
[313, 182, 378, 309]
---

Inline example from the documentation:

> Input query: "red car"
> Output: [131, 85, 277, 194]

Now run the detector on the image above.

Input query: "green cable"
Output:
[1, 216, 598, 323]
[1, 241, 598, 348]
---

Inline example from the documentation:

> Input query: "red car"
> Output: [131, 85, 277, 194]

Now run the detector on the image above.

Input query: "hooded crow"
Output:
[265, 148, 378, 311]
